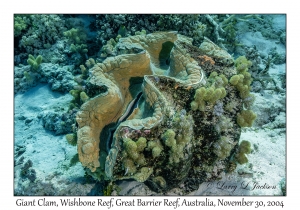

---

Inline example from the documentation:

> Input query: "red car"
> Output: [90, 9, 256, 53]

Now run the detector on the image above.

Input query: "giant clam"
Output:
[75, 31, 250, 193]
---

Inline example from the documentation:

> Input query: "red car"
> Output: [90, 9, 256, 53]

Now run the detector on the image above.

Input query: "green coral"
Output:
[160, 111, 194, 164]
[70, 43, 88, 54]
[100, 38, 118, 58]
[191, 86, 226, 111]
[123, 158, 137, 175]
[229, 74, 241, 85]
[162, 129, 181, 163]
[235, 56, 252, 74]
[124, 138, 139, 160]
[63, 28, 87, 44]
[85, 58, 96, 68]
[152, 147, 162, 158]
[135, 29, 147, 36]
[162, 129, 176, 148]
[191, 71, 229, 112]
[237, 110, 257, 127]
[208, 72, 228, 88]
[79, 58, 95, 79]
[122, 137, 148, 176]
[147, 140, 163, 158]
[27, 54, 42, 71]
[65, 133, 77, 146]
[70, 90, 91, 107]
[162, 125, 192, 164]
[136, 137, 147, 152]
[64, 28, 88, 54]
[23, 71, 32, 82]
[133, 167, 154, 182]
[80, 91, 89, 103]
[69, 89, 81, 106]
[14, 16, 28, 37]
[79, 65, 88, 79]
[103, 182, 114, 196]
[229, 56, 253, 99]
[235, 140, 251, 164]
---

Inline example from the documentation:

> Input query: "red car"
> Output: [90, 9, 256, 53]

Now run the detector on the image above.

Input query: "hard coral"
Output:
[19, 15, 66, 54]
[27, 54, 43, 71]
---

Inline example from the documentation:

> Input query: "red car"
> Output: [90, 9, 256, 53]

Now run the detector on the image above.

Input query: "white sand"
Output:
[14, 84, 85, 190]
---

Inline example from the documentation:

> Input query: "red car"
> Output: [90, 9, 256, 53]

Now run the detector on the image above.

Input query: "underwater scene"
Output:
[14, 14, 286, 196]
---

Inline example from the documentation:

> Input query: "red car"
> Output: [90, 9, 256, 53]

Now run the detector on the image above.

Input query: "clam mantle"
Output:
[75, 31, 250, 192]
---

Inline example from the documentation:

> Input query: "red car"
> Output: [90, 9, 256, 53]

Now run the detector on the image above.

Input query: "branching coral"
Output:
[64, 28, 87, 44]
[64, 28, 88, 54]
[19, 15, 67, 54]
[204, 15, 226, 48]
[95, 14, 208, 47]
[27, 54, 42, 71]
[14, 15, 28, 37]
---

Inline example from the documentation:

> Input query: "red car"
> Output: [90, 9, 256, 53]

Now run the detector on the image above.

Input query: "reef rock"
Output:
[75, 32, 249, 193]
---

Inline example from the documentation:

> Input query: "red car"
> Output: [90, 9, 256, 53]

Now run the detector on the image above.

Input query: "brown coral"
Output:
[198, 55, 215, 65]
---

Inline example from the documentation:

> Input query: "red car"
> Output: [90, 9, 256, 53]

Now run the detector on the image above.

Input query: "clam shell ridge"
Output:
[76, 32, 203, 173]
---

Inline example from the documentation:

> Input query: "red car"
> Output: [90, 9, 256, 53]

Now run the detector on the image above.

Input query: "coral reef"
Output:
[64, 28, 88, 56]
[27, 54, 43, 71]
[14, 63, 77, 94]
[14, 15, 29, 37]
[14, 65, 39, 94]
[73, 31, 254, 193]
[95, 14, 234, 54]
[19, 15, 67, 54]
[39, 108, 78, 135]
[20, 160, 36, 182]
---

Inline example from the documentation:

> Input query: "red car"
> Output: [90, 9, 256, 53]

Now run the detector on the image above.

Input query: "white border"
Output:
[2, 0, 297, 208]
